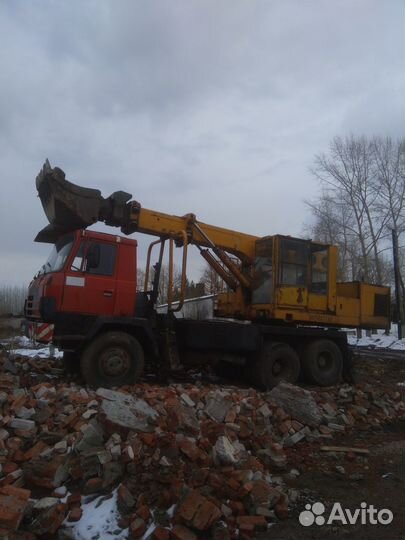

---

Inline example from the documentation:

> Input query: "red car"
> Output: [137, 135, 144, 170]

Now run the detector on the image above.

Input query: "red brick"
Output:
[28, 502, 67, 535]
[225, 408, 237, 423]
[136, 504, 150, 522]
[10, 395, 27, 411]
[0, 485, 31, 530]
[207, 473, 223, 490]
[190, 468, 209, 487]
[67, 492, 82, 509]
[237, 515, 267, 531]
[279, 420, 291, 434]
[68, 507, 83, 522]
[178, 439, 200, 461]
[130, 517, 147, 538]
[192, 499, 221, 531]
[228, 501, 245, 515]
[291, 420, 304, 431]
[226, 478, 240, 492]
[242, 456, 264, 472]
[176, 490, 205, 523]
[83, 477, 103, 494]
[23, 454, 68, 489]
[274, 493, 288, 520]
[153, 526, 170, 540]
[5, 438, 23, 453]
[171, 524, 197, 540]
[140, 433, 156, 447]
[2, 462, 18, 476]
[118, 484, 136, 513]
[249, 480, 281, 508]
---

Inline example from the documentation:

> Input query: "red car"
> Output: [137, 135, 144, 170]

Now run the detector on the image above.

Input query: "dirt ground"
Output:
[0, 316, 23, 339]
[259, 354, 405, 540]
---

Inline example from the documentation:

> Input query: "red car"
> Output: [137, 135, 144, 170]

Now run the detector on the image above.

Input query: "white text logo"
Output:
[299, 502, 393, 527]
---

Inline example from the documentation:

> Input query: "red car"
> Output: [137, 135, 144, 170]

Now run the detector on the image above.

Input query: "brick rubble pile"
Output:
[0, 350, 403, 539]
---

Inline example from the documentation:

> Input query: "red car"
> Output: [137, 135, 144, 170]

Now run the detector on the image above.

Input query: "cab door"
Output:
[62, 240, 118, 316]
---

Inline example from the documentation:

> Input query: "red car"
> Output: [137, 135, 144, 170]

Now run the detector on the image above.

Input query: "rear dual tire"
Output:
[301, 339, 343, 386]
[249, 338, 343, 390]
[250, 341, 300, 390]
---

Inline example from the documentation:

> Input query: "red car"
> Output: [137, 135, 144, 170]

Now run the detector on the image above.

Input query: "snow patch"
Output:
[348, 330, 405, 351]
[9, 347, 63, 358]
[348, 335, 405, 350]
[65, 489, 128, 540]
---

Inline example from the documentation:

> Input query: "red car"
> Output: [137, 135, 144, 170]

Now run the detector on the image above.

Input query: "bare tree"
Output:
[372, 137, 405, 292]
[199, 262, 226, 295]
[308, 135, 404, 285]
[0, 285, 27, 316]
[136, 268, 146, 292]
[372, 137, 405, 234]
[304, 190, 358, 280]
[152, 264, 183, 305]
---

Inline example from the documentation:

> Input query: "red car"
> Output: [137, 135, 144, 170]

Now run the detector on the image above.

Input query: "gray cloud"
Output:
[0, 0, 403, 285]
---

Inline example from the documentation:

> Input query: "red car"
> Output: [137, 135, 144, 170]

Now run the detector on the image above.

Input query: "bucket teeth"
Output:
[34, 160, 134, 242]
[35, 160, 105, 241]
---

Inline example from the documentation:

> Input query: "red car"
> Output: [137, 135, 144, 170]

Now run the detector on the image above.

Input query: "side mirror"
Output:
[86, 244, 100, 270]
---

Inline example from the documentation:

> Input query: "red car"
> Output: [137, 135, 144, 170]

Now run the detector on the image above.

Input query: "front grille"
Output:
[25, 295, 37, 318]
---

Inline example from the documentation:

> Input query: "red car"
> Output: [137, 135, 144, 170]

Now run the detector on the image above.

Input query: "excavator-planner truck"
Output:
[25, 161, 390, 388]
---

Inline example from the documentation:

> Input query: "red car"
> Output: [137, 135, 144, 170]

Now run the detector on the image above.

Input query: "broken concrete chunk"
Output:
[76, 421, 104, 453]
[180, 393, 195, 407]
[204, 391, 233, 423]
[213, 436, 238, 465]
[257, 403, 272, 418]
[33, 497, 60, 511]
[9, 418, 36, 431]
[268, 382, 323, 427]
[99, 389, 158, 434]
[284, 429, 307, 447]
[15, 406, 36, 419]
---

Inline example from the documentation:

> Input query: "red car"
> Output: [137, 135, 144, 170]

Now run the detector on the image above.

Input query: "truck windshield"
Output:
[39, 234, 74, 275]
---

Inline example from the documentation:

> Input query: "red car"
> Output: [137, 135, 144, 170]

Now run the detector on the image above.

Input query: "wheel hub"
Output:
[272, 361, 282, 375]
[318, 353, 330, 370]
[100, 348, 131, 377]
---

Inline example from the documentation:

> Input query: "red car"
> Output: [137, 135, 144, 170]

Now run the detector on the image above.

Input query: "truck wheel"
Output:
[80, 331, 144, 388]
[251, 342, 300, 390]
[302, 339, 342, 386]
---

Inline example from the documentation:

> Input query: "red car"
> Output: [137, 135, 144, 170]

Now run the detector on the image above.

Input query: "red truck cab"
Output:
[25, 230, 138, 322]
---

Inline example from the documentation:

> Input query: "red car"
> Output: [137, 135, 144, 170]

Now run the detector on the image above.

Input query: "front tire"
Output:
[80, 331, 144, 388]
[250, 341, 300, 390]
[302, 339, 342, 386]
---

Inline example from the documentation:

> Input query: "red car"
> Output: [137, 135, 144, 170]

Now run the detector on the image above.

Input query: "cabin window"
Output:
[253, 237, 273, 304]
[280, 239, 308, 286]
[70, 242, 85, 272]
[310, 245, 328, 294]
[86, 243, 117, 276]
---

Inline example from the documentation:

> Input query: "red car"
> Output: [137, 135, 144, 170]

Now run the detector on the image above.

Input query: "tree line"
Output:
[0, 285, 27, 316]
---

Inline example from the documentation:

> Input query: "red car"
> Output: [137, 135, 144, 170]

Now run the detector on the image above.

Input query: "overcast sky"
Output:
[0, 0, 404, 286]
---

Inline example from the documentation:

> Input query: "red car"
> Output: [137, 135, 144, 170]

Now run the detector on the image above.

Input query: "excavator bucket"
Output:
[35, 160, 132, 242]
